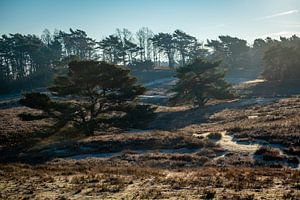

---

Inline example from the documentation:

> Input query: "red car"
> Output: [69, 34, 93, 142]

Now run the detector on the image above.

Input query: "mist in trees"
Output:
[206, 36, 251, 77]
[261, 36, 300, 80]
[1, 26, 300, 94]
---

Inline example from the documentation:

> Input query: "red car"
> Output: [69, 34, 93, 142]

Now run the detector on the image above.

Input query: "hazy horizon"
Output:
[1, 0, 300, 43]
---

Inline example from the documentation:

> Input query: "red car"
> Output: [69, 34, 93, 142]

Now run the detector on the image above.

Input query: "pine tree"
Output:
[262, 36, 300, 80]
[19, 60, 155, 135]
[170, 58, 233, 107]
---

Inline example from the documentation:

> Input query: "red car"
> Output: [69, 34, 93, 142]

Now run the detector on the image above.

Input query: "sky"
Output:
[0, 0, 300, 43]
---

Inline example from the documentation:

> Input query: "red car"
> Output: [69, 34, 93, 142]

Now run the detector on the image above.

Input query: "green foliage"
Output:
[0, 28, 99, 94]
[19, 61, 155, 135]
[170, 58, 233, 106]
[206, 35, 250, 72]
[99, 35, 123, 64]
[205, 35, 300, 80]
[203, 189, 216, 199]
[121, 104, 156, 128]
[52, 55, 80, 76]
[58, 29, 98, 60]
[173, 30, 197, 67]
[207, 132, 222, 140]
[3, 27, 299, 95]
[19, 93, 51, 110]
[151, 33, 176, 68]
[19, 92, 79, 130]
[0, 33, 58, 93]
[262, 36, 300, 80]
[0, 68, 54, 94]
[100, 29, 139, 66]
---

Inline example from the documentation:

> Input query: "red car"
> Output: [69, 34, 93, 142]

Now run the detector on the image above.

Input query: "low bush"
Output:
[207, 132, 222, 140]
[255, 146, 279, 156]
[228, 126, 242, 133]
[287, 156, 299, 165]
[202, 189, 216, 199]
[18, 113, 47, 121]
[255, 146, 285, 162]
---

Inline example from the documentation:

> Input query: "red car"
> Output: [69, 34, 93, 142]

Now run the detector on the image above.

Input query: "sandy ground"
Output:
[194, 131, 260, 154]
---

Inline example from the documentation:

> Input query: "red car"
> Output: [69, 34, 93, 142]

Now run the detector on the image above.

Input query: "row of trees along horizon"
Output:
[1, 27, 300, 94]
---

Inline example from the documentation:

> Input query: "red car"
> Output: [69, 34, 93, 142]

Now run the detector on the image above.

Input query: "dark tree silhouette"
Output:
[173, 30, 197, 67]
[262, 37, 300, 80]
[19, 60, 155, 135]
[0, 32, 61, 93]
[170, 58, 233, 107]
[3, 27, 300, 95]
[58, 29, 97, 60]
[188, 41, 209, 62]
[151, 33, 176, 68]
[206, 36, 250, 71]
[99, 35, 123, 64]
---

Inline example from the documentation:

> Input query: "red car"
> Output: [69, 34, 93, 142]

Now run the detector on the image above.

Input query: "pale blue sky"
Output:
[0, 0, 300, 43]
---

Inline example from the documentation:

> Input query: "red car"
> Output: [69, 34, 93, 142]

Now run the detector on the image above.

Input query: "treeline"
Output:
[0, 33, 60, 93]
[1, 27, 300, 94]
[99, 28, 208, 69]
[0, 29, 98, 93]
[261, 36, 300, 80]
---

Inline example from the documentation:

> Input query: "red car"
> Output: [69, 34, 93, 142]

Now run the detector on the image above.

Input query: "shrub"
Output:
[203, 189, 216, 199]
[207, 132, 222, 140]
[18, 112, 47, 121]
[228, 126, 242, 133]
[255, 146, 284, 162]
[287, 156, 299, 165]
[255, 146, 279, 156]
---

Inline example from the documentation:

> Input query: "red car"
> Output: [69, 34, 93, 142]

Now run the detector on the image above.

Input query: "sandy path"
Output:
[194, 131, 259, 154]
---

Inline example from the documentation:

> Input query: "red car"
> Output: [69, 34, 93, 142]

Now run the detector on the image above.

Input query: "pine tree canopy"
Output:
[170, 58, 233, 106]
[19, 60, 155, 135]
